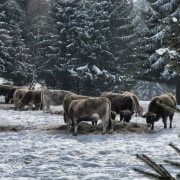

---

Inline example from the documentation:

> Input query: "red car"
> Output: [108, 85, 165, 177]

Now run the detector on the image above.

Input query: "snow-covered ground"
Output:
[0, 101, 179, 179]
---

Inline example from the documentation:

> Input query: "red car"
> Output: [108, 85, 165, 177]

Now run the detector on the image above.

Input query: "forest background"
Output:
[0, 0, 179, 100]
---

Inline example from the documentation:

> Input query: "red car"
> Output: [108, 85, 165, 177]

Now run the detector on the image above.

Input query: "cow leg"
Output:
[102, 118, 108, 135]
[108, 119, 113, 134]
[73, 118, 78, 136]
[92, 120, 97, 126]
[151, 122, 154, 130]
[169, 114, 174, 129]
[46, 103, 51, 113]
[42, 103, 45, 112]
[63, 113, 67, 123]
[120, 114, 123, 121]
[162, 117, 167, 129]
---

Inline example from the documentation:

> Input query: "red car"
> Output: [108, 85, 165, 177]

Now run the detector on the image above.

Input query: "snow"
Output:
[156, 48, 178, 59]
[76, 64, 89, 72]
[156, 48, 167, 56]
[0, 102, 179, 179]
[92, 65, 102, 75]
[172, 17, 177, 22]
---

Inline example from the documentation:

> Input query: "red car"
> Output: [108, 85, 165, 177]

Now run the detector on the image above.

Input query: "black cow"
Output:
[0, 84, 13, 103]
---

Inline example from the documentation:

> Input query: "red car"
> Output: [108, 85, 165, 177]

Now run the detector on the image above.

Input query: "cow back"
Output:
[68, 97, 111, 119]
[7, 86, 27, 100]
[42, 90, 71, 106]
[149, 94, 176, 115]
[63, 93, 90, 114]
[0, 84, 13, 96]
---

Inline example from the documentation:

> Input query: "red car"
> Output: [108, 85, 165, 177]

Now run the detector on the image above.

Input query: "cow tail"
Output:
[108, 100, 112, 130]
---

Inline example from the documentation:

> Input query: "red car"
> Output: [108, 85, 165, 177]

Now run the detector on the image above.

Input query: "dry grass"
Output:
[57, 120, 149, 135]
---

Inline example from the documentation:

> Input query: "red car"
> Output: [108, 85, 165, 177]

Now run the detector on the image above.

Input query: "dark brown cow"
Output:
[122, 91, 143, 116]
[0, 84, 13, 103]
[19, 90, 42, 110]
[13, 89, 29, 109]
[101, 92, 135, 122]
[68, 97, 113, 136]
[141, 93, 177, 130]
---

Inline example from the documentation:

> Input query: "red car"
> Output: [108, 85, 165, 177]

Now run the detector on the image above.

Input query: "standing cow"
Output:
[19, 90, 42, 110]
[68, 97, 113, 136]
[62, 93, 90, 124]
[141, 93, 177, 130]
[101, 92, 135, 122]
[122, 91, 143, 116]
[13, 89, 29, 109]
[41, 89, 71, 113]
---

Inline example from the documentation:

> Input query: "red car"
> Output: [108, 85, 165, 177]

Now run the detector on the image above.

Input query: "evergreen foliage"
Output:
[51, 0, 137, 94]
[137, 0, 180, 82]
[0, 0, 138, 94]
[0, 0, 31, 85]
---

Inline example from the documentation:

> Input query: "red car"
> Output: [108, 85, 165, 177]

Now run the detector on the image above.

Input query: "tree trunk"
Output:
[176, 81, 180, 105]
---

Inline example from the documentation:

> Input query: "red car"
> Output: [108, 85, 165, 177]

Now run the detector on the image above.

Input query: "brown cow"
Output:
[62, 93, 90, 124]
[68, 97, 113, 136]
[141, 93, 177, 130]
[63, 93, 117, 125]
[19, 90, 42, 110]
[41, 89, 71, 113]
[101, 92, 135, 122]
[13, 89, 29, 109]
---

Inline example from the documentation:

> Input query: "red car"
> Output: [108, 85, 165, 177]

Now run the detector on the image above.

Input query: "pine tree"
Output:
[138, 0, 180, 82]
[0, 0, 30, 85]
[51, 0, 137, 94]
[23, 0, 59, 87]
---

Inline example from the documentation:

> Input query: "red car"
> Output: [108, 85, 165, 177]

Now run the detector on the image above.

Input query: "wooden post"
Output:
[176, 81, 180, 105]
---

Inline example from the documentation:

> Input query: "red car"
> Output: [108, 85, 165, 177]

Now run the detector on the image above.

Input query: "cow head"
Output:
[141, 111, 156, 128]
[19, 102, 25, 109]
[120, 110, 134, 123]
[111, 111, 116, 120]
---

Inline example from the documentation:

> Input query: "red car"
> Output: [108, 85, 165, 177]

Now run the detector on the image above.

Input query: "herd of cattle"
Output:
[0, 84, 178, 135]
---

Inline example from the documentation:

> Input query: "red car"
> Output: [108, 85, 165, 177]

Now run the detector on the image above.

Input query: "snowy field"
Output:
[0, 100, 179, 179]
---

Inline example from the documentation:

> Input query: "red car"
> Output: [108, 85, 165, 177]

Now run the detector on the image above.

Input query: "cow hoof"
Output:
[72, 133, 77, 136]
[109, 131, 113, 134]
[102, 132, 105, 135]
